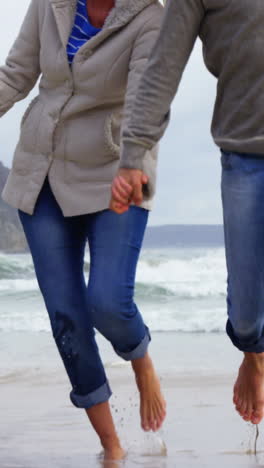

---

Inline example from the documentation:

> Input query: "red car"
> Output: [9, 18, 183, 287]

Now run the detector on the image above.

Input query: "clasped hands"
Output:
[109, 168, 148, 214]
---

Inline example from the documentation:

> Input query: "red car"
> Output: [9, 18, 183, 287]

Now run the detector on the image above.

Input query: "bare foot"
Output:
[104, 448, 126, 462]
[132, 353, 166, 432]
[101, 435, 126, 461]
[233, 352, 264, 424]
[86, 402, 125, 461]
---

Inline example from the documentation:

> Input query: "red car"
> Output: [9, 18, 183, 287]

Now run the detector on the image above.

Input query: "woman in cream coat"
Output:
[0, 0, 166, 460]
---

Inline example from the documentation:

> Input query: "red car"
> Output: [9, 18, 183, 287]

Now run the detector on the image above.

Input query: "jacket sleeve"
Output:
[120, 0, 205, 170]
[0, 0, 41, 117]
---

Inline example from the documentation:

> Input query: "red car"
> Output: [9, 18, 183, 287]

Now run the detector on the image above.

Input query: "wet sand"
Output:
[1, 331, 264, 467]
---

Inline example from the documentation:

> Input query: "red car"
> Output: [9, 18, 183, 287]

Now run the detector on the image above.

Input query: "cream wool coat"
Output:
[0, 0, 162, 215]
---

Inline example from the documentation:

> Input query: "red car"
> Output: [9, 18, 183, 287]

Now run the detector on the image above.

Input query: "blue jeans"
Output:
[221, 150, 264, 353]
[19, 179, 150, 408]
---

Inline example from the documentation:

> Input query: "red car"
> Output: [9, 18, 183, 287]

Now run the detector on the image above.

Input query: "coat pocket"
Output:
[104, 111, 122, 158]
[63, 109, 121, 167]
[62, 110, 123, 185]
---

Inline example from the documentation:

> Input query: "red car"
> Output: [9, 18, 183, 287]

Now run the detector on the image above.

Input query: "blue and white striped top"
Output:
[67, 0, 101, 65]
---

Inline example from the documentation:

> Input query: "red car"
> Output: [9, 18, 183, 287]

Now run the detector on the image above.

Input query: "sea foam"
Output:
[0, 248, 228, 333]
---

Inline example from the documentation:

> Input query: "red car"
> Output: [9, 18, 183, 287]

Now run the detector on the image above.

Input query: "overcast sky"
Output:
[0, 1, 221, 226]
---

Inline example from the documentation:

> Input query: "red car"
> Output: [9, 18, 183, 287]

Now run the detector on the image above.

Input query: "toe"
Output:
[157, 397, 166, 416]
[251, 412, 262, 425]
[242, 408, 251, 421]
[156, 414, 164, 431]
[153, 410, 162, 432]
[243, 402, 253, 422]
[251, 404, 264, 425]
[242, 409, 250, 421]
[142, 422, 150, 431]
[149, 408, 156, 432]
[155, 420, 161, 431]
[143, 420, 150, 431]
[236, 398, 243, 414]
[233, 382, 238, 401]
[155, 401, 165, 427]
[237, 397, 243, 409]
[233, 392, 238, 405]
[246, 403, 253, 421]
[240, 400, 248, 417]
[141, 404, 149, 431]
[243, 415, 250, 422]
[152, 419, 158, 432]
[151, 396, 164, 431]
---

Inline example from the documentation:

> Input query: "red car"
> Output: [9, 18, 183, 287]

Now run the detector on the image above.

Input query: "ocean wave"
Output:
[136, 282, 226, 300]
[0, 278, 226, 299]
[0, 253, 34, 280]
[0, 253, 90, 280]
[0, 249, 227, 300]
[136, 248, 226, 299]
[0, 248, 227, 333]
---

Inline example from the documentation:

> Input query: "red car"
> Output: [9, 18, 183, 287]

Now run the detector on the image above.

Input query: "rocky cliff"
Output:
[0, 161, 27, 252]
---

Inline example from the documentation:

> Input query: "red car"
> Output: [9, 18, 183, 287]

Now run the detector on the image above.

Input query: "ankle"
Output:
[100, 433, 121, 451]
[132, 353, 153, 375]
[244, 352, 264, 372]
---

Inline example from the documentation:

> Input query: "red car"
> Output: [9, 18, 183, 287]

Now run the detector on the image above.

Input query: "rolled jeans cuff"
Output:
[70, 380, 112, 409]
[226, 320, 264, 353]
[114, 327, 151, 361]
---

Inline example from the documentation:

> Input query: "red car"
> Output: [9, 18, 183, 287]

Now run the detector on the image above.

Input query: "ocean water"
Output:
[0, 246, 227, 334]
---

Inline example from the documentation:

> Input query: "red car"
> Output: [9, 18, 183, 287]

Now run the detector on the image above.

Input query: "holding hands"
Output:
[109, 168, 148, 214]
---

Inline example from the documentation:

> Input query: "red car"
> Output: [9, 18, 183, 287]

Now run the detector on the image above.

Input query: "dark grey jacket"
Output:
[120, 0, 264, 169]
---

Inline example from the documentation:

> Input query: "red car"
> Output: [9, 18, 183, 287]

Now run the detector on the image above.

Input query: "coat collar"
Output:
[49, 0, 157, 47]
[103, 0, 157, 29]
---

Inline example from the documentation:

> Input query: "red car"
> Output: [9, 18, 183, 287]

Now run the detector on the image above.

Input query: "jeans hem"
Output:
[114, 327, 151, 361]
[226, 320, 264, 353]
[70, 380, 112, 409]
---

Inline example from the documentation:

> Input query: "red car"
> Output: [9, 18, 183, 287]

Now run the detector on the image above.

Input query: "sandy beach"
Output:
[1, 331, 264, 468]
